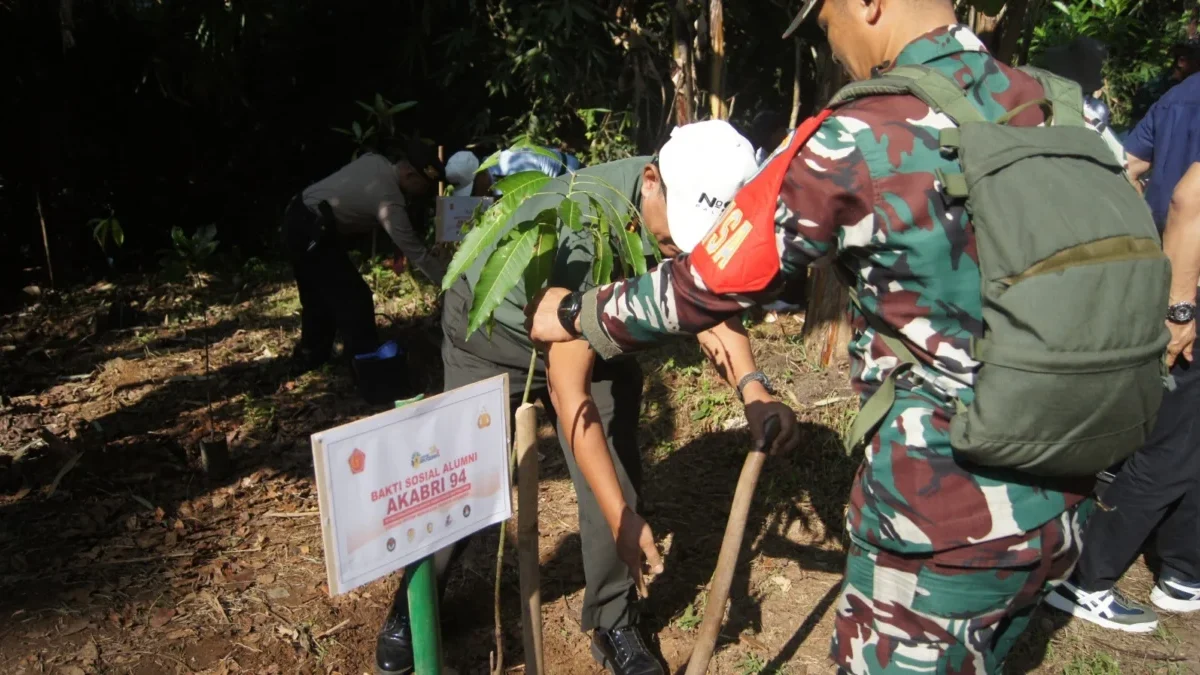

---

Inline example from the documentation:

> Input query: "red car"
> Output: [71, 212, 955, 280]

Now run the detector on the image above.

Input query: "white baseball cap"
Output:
[445, 151, 480, 196]
[657, 120, 759, 253]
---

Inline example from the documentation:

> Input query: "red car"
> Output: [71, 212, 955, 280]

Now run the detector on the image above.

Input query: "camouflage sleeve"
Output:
[580, 116, 874, 359]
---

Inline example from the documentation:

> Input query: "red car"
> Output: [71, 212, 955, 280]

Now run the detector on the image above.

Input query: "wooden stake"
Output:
[515, 403, 544, 675]
[789, 40, 803, 128]
[35, 188, 54, 289]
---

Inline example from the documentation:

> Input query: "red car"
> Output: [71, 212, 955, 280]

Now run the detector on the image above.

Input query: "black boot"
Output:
[375, 542, 469, 675]
[591, 625, 665, 675]
[375, 579, 414, 675]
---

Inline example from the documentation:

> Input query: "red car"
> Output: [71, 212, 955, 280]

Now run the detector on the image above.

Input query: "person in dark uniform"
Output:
[282, 141, 446, 369]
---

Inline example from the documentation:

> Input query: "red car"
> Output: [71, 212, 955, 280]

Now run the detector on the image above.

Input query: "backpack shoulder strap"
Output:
[1018, 66, 1087, 128]
[829, 64, 985, 125]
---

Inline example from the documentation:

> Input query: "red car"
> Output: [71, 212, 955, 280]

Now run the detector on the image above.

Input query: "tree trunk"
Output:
[802, 48, 852, 369]
[708, 0, 727, 119]
[994, 0, 1031, 65]
[802, 265, 851, 369]
[672, 0, 696, 125]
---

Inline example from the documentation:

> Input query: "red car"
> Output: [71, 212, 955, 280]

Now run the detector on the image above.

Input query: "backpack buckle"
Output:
[935, 169, 969, 199]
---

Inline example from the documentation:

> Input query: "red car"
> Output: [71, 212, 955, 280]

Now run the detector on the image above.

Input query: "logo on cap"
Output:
[697, 193, 727, 211]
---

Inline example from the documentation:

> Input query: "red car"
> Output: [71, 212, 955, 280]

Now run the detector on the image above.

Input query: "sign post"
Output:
[311, 376, 512, 674]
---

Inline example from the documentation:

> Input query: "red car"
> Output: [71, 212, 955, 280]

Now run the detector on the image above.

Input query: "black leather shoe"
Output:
[375, 590, 414, 675]
[591, 626, 665, 675]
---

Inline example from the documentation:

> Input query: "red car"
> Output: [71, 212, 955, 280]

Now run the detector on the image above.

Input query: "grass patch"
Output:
[1064, 652, 1121, 675]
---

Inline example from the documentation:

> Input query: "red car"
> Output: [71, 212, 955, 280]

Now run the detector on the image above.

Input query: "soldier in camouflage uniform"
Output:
[527, 0, 1102, 672]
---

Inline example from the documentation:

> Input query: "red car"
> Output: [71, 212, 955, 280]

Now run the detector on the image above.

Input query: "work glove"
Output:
[745, 400, 800, 456]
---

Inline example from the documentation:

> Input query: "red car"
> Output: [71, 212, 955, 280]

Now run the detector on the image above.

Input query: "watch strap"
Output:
[737, 371, 774, 402]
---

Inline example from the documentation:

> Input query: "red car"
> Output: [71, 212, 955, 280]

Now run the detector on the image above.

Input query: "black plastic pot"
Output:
[200, 434, 231, 480]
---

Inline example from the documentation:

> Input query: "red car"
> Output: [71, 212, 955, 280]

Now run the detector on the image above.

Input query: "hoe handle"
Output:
[684, 416, 780, 675]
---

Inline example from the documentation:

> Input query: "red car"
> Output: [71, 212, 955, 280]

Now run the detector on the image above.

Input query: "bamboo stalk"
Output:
[515, 403, 544, 675]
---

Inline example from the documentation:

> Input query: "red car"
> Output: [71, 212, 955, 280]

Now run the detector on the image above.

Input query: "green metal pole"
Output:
[396, 395, 444, 675]
[407, 555, 443, 674]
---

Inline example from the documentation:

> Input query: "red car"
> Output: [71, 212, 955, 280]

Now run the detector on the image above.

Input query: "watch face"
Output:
[1169, 304, 1196, 323]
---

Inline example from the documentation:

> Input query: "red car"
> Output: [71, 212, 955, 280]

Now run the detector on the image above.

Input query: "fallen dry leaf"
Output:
[166, 628, 196, 641]
[212, 494, 227, 509]
[256, 573, 276, 585]
[78, 640, 98, 663]
[149, 607, 176, 628]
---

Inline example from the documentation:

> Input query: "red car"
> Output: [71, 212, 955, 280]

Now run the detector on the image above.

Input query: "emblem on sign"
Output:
[348, 448, 366, 475]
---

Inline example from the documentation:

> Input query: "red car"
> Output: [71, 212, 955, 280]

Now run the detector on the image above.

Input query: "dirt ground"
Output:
[1, 268, 1198, 675]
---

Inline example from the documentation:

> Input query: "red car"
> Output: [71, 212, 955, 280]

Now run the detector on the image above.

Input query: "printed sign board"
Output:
[311, 375, 511, 595]
[435, 196, 493, 243]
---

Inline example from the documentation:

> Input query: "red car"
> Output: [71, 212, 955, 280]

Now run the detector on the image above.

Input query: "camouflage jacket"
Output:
[574, 25, 1093, 554]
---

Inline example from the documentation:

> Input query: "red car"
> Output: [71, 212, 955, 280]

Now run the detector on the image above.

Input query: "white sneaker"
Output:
[1151, 576, 1200, 613]
[1045, 579, 1159, 633]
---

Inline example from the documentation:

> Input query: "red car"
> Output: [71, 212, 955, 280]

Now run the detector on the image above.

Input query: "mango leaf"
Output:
[110, 218, 125, 247]
[558, 198, 582, 231]
[645, 229, 663, 263]
[523, 212, 559, 304]
[352, 121, 362, 137]
[466, 221, 540, 339]
[478, 149, 503, 174]
[619, 228, 648, 276]
[441, 171, 552, 291]
[388, 101, 417, 114]
[593, 231, 614, 285]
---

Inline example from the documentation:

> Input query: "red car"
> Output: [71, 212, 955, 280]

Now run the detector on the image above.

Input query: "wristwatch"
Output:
[1167, 301, 1197, 325]
[736, 371, 775, 402]
[557, 291, 583, 338]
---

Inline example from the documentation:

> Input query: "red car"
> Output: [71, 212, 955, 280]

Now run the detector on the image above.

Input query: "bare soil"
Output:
[0, 273, 1196, 675]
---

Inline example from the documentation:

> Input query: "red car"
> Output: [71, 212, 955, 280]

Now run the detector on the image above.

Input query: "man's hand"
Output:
[745, 398, 800, 456]
[525, 287, 576, 344]
[389, 256, 408, 276]
[613, 506, 664, 597]
[1166, 319, 1196, 368]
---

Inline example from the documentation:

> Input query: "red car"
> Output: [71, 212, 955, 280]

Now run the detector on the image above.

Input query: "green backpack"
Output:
[831, 64, 1171, 477]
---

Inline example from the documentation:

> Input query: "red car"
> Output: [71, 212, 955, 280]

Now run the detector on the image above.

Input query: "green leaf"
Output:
[111, 218, 125, 247]
[441, 172, 552, 291]
[593, 231, 614, 285]
[523, 215, 558, 304]
[478, 149, 503, 174]
[1052, 0, 1071, 14]
[170, 226, 188, 249]
[466, 222, 540, 339]
[619, 227, 648, 276]
[356, 101, 373, 115]
[491, 170, 549, 196]
[388, 101, 417, 114]
[352, 121, 362, 137]
[558, 199, 582, 231]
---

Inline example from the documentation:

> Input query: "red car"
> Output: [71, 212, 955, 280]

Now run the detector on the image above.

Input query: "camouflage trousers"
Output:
[830, 502, 1091, 675]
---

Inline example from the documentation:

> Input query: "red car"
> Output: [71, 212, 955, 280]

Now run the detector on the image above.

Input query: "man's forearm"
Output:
[697, 318, 758, 390]
[1163, 163, 1200, 303]
[381, 211, 447, 283]
[580, 255, 752, 360]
